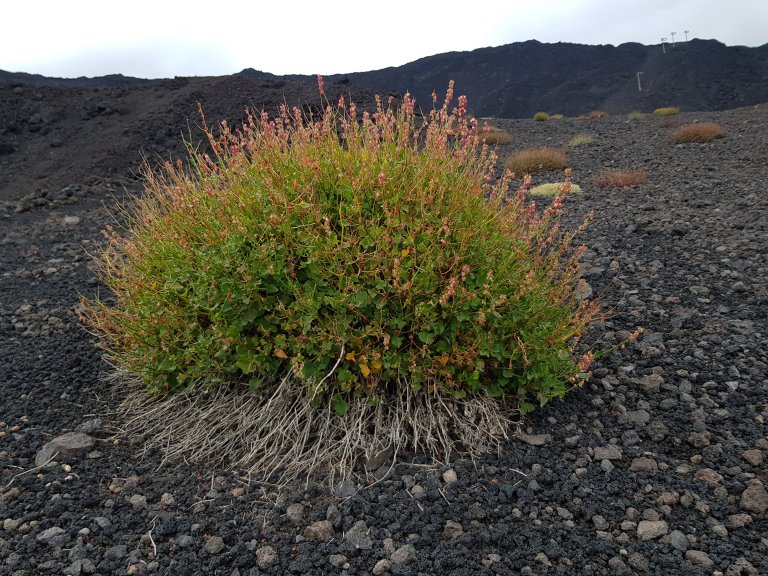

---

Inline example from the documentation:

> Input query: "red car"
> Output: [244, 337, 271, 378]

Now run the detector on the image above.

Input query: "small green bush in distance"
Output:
[533, 111, 551, 121]
[670, 123, 724, 143]
[81, 80, 601, 481]
[567, 134, 594, 147]
[530, 181, 583, 197]
[654, 106, 680, 116]
[505, 147, 567, 174]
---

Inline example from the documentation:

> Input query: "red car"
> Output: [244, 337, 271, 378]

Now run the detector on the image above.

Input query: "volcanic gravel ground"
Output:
[1, 107, 767, 575]
[0, 75, 377, 203]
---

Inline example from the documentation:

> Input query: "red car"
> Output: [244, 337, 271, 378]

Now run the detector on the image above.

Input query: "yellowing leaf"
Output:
[371, 359, 383, 372]
[345, 351, 356, 362]
[438, 354, 450, 366]
[401, 248, 410, 258]
[274, 348, 288, 359]
[360, 364, 371, 378]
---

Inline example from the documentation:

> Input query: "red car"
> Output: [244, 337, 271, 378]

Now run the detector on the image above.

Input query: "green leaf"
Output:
[331, 395, 349, 415]
[241, 304, 262, 323]
[485, 384, 503, 397]
[352, 290, 370, 306]
[235, 347, 255, 373]
[157, 358, 176, 372]
[417, 331, 434, 344]
[248, 377, 262, 389]
[519, 401, 535, 415]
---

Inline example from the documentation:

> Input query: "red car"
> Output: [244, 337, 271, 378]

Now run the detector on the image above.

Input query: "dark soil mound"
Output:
[0, 74, 374, 202]
[333, 39, 768, 119]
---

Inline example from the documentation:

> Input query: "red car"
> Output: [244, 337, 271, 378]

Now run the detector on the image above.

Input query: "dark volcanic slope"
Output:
[1, 108, 767, 575]
[0, 75, 372, 202]
[333, 39, 768, 119]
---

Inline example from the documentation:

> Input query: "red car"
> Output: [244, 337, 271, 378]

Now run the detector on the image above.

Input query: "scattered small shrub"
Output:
[670, 123, 724, 143]
[530, 182, 583, 197]
[588, 110, 607, 119]
[505, 147, 567, 174]
[627, 111, 645, 121]
[549, 114, 564, 120]
[533, 111, 551, 121]
[567, 134, 594, 147]
[479, 124, 513, 145]
[654, 106, 680, 116]
[81, 81, 601, 481]
[593, 169, 648, 188]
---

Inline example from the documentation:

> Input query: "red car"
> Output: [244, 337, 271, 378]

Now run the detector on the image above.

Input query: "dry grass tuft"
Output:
[594, 169, 648, 188]
[505, 147, 566, 174]
[479, 126, 513, 145]
[533, 112, 551, 121]
[670, 123, 724, 143]
[549, 114, 564, 120]
[111, 370, 518, 486]
[588, 110, 607, 119]
[627, 111, 645, 121]
[567, 134, 594, 147]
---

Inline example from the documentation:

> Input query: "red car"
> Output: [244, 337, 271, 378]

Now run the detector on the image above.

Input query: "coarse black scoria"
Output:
[1, 106, 767, 576]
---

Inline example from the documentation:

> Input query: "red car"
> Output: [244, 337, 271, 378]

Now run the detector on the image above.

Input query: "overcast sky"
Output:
[2, 0, 765, 79]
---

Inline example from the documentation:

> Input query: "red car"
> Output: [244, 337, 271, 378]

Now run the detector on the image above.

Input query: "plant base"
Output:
[109, 370, 520, 486]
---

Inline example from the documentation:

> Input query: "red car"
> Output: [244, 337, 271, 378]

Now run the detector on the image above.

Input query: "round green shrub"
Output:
[530, 182, 583, 197]
[653, 106, 680, 116]
[83, 82, 600, 413]
[533, 111, 551, 121]
[567, 134, 594, 147]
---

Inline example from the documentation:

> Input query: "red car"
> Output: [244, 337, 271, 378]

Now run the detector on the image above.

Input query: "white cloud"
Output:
[1, 0, 765, 78]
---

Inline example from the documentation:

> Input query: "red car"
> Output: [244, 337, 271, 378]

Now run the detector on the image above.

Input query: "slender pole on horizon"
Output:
[661, 38, 667, 54]
[684, 30, 690, 41]
[636, 72, 644, 92]
[670, 32, 677, 47]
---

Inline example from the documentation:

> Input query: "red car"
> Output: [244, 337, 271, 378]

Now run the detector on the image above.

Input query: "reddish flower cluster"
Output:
[438, 277, 459, 306]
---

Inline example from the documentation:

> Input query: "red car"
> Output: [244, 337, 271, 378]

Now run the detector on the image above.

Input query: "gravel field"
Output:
[1, 107, 767, 575]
